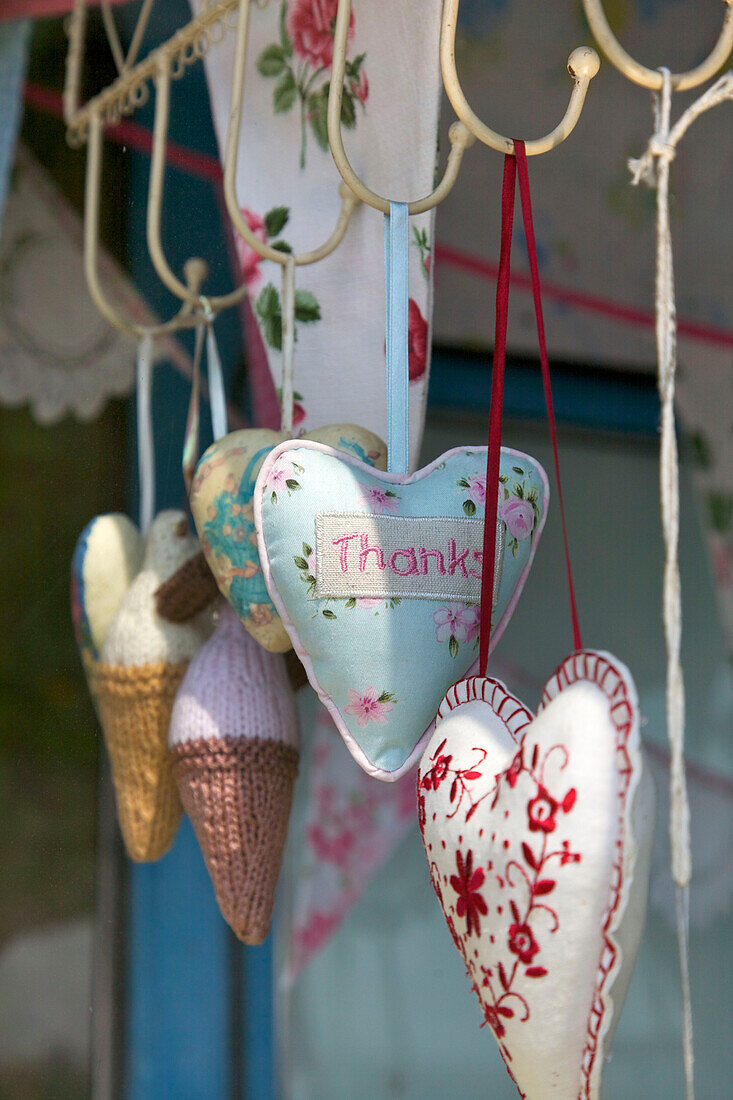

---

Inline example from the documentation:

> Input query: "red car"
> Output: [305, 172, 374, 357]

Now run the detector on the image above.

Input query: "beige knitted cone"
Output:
[96, 662, 187, 862]
[171, 736, 299, 943]
[97, 511, 213, 862]
[169, 602, 300, 943]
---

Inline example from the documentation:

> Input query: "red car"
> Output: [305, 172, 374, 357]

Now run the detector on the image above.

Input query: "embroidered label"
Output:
[314, 513, 504, 605]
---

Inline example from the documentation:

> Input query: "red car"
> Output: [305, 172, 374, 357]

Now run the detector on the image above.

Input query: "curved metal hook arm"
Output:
[328, 0, 476, 214]
[147, 61, 250, 310]
[441, 0, 600, 154]
[582, 0, 733, 91]
[85, 109, 212, 337]
[223, 0, 359, 265]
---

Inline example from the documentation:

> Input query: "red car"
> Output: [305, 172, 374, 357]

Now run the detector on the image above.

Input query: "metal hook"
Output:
[582, 0, 733, 91]
[147, 59, 251, 310]
[441, 0, 600, 155]
[327, 0, 476, 214]
[85, 108, 214, 336]
[223, 0, 360, 265]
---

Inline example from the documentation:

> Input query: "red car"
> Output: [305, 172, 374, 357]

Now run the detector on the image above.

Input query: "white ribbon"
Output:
[629, 66, 733, 1100]
[136, 331, 155, 535]
[280, 254, 296, 436]
[201, 298, 229, 442]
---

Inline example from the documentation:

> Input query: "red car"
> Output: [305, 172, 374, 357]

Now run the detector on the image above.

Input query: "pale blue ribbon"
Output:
[384, 202, 409, 473]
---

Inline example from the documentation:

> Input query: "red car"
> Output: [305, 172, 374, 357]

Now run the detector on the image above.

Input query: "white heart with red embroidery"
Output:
[418, 651, 655, 1099]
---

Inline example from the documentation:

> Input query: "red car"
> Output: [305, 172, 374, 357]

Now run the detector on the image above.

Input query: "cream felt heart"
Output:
[418, 651, 655, 1099]
[190, 425, 387, 653]
[254, 440, 549, 780]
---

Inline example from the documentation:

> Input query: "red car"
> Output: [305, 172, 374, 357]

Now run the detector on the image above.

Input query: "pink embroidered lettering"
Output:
[332, 532, 360, 572]
[419, 547, 447, 575]
[447, 538, 469, 577]
[359, 533, 385, 572]
[315, 512, 502, 603]
[389, 548, 419, 576]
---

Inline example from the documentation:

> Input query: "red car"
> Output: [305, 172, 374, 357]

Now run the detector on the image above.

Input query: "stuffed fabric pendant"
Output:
[418, 652, 655, 1099]
[95, 510, 213, 862]
[190, 425, 387, 654]
[70, 513, 144, 697]
[254, 440, 548, 779]
[168, 601, 299, 944]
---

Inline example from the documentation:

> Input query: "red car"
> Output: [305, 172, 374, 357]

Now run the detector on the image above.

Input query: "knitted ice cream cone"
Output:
[97, 511, 213, 862]
[169, 602, 299, 944]
[70, 513, 144, 703]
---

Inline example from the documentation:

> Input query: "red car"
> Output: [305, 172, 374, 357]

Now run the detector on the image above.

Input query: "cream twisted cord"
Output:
[629, 66, 733, 1100]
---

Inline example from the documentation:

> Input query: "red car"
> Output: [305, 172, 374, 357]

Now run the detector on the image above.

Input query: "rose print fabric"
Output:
[193, 0, 443, 466]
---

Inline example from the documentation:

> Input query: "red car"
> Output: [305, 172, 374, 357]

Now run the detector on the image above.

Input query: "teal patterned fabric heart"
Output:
[255, 440, 549, 780]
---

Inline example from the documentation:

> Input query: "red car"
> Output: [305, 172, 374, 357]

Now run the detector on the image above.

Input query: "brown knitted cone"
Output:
[96, 662, 185, 862]
[170, 736, 299, 945]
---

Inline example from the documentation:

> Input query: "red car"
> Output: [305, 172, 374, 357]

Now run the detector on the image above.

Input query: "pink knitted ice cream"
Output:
[169, 601, 300, 943]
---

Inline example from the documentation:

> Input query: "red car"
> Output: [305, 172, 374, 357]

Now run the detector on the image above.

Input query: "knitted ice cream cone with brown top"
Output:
[169, 602, 299, 944]
[96, 511, 213, 862]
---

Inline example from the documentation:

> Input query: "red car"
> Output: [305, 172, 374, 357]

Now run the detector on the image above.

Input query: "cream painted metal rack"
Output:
[582, 0, 733, 90]
[65, 0, 601, 336]
[328, 0, 600, 213]
[66, 0, 360, 336]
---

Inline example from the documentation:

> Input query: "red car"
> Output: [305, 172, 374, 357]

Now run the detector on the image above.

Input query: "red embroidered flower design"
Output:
[506, 750, 523, 788]
[560, 839, 581, 865]
[483, 1003, 507, 1038]
[408, 298, 428, 381]
[286, 0, 352, 69]
[527, 785, 558, 833]
[507, 921, 540, 965]
[450, 849, 487, 937]
[417, 788, 426, 829]
[421, 752, 453, 791]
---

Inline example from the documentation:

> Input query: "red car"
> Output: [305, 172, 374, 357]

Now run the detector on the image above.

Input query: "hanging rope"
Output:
[628, 65, 733, 1100]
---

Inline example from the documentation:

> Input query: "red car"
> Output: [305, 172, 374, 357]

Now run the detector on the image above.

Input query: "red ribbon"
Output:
[479, 142, 582, 677]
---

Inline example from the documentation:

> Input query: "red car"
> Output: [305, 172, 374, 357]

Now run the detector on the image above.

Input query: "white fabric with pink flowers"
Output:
[194, 0, 441, 466]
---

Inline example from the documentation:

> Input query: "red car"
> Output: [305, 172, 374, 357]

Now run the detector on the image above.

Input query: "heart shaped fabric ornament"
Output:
[254, 439, 549, 779]
[95, 510, 214, 862]
[169, 601, 299, 944]
[190, 425, 387, 653]
[71, 512, 144, 696]
[418, 651, 655, 1099]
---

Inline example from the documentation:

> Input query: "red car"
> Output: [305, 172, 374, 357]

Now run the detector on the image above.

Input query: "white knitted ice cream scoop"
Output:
[102, 510, 212, 668]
